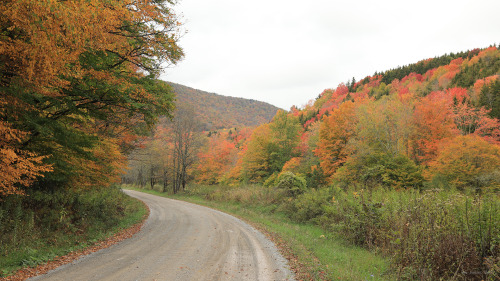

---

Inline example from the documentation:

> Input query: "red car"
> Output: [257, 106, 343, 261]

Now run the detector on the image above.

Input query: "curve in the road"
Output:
[29, 190, 295, 281]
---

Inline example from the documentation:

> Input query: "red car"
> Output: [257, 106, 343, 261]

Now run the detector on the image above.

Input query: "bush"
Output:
[285, 187, 332, 222]
[428, 135, 500, 192]
[0, 186, 143, 276]
[281, 185, 500, 280]
[263, 172, 279, 187]
[185, 184, 287, 207]
[0, 186, 137, 256]
[275, 172, 307, 197]
[335, 153, 424, 190]
[318, 188, 384, 248]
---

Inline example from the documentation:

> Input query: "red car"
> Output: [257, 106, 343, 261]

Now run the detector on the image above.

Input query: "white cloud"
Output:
[162, 0, 500, 109]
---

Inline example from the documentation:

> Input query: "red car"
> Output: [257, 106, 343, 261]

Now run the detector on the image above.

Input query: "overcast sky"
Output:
[161, 0, 500, 109]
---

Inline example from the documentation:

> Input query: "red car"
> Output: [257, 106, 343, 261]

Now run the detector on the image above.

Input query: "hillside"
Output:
[167, 82, 280, 131]
[298, 46, 500, 128]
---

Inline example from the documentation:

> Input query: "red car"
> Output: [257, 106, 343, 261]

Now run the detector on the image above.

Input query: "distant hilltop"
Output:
[167, 82, 280, 131]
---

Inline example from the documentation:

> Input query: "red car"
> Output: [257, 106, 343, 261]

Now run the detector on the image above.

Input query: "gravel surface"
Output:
[29, 190, 295, 281]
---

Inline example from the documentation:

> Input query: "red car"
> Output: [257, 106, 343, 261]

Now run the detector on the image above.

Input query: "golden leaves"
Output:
[0, 120, 52, 196]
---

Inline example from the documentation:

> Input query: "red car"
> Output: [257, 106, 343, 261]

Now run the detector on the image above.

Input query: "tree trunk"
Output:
[162, 170, 168, 193]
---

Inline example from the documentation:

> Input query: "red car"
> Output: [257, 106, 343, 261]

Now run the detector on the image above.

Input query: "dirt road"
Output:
[29, 190, 294, 281]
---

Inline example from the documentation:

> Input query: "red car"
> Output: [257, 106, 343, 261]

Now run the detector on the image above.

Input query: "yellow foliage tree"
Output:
[241, 124, 272, 182]
[428, 135, 500, 191]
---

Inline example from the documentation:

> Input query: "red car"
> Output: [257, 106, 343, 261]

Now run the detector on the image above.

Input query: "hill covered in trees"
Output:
[168, 82, 280, 131]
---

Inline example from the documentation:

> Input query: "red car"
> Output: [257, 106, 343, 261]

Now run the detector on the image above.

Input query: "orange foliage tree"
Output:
[315, 101, 358, 181]
[240, 124, 273, 182]
[0, 119, 52, 196]
[0, 0, 183, 193]
[453, 101, 500, 144]
[428, 135, 500, 191]
[410, 91, 459, 165]
[195, 133, 238, 185]
[0, 0, 183, 95]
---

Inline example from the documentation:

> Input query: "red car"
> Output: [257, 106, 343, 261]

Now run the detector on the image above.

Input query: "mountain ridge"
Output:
[166, 81, 281, 131]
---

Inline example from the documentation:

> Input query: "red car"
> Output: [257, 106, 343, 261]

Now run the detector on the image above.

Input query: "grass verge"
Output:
[125, 186, 392, 280]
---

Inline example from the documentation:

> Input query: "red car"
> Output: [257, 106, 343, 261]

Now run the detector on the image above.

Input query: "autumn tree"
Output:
[0, 117, 52, 196]
[479, 79, 500, 119]
[315, 101, 358, 181]
[0, 0, 183, 94]
[0, 0, 183, 192]
[410, 91, 459, 165]
[453, 101, 500, 145]
[195, 132, 238, 185]
[332, 95, 423, 189]
[240, 110, 301, 182]
[241, 124, 273, 182]
[356, 94, 415, 157]
[123, 122, 174, 191]
[428, 135, 500, 191]
[267, 110, 302, 173]
[334, 150, 423, 190]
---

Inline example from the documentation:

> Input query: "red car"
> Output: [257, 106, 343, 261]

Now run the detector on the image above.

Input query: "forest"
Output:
[129, 46, 500, 193]
[168, 82, 279, 131]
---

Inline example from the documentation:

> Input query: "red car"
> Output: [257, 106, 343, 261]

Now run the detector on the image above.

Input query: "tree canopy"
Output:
[0, 0, 183, 195]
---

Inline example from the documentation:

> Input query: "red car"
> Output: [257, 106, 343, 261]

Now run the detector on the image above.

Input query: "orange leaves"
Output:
[0, 120, 52, 196]
[410, 91, 459, 165]
[453, 101, 500, 144]
[0, 0, 183, 95]
[240, 124, 273, 182]
[195, 133, 238, 185]
[66, 137, 127, 189]
[0, 0, 125, 93]
[1, 0, 184, 193]
[428, 135, 500, 190]
[281, 157, 301, 174]
[472, 75, 498, 102]
[315, 101, 357, 181]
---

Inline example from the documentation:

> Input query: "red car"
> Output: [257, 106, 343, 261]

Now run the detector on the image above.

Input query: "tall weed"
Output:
[284, 187, 499, 280]
[0, 186, 139, 268]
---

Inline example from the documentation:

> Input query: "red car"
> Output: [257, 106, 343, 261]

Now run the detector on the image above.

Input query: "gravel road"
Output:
[29, 190, 295, 281]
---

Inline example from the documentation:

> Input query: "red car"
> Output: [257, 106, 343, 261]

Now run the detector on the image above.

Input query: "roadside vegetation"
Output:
[0, 186, 147, 277]
[126, 181, 499, 281]
[2, 2, 499, 279]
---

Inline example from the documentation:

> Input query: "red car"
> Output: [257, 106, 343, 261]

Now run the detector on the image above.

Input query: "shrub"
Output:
[185, 184, 286, 206]
[0, 185, 142, 275]
[263, 172, 279, 187]
[275, 172, 307, 197]
[183, 182, 499, 280]
[335, 153, 424, 190]
[286, 187, 332, 222]
[282, 185, 500, 280]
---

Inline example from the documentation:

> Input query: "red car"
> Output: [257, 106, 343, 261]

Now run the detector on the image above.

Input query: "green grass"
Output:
[0, 188, 148, 277]
[126, 186, 392, 280]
